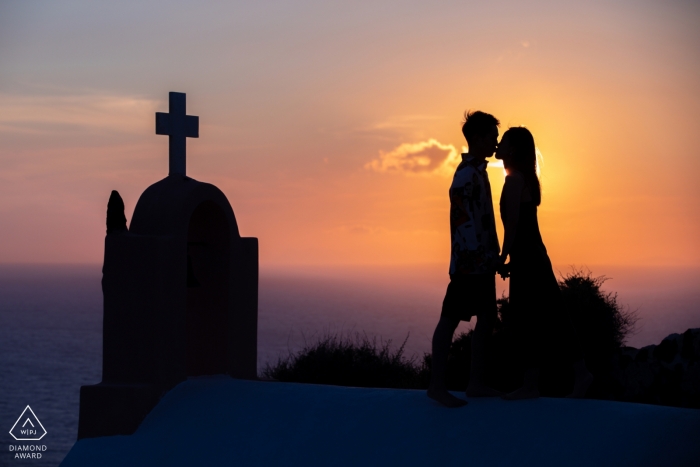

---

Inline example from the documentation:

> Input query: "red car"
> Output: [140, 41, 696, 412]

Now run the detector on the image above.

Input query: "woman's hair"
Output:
[503, 127, 541, 206]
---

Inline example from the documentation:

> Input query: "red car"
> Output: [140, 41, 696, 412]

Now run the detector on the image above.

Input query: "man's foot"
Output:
[466, 383, 504, 397]
[567, 372, 594, 399]
[502, 386, 540, 400]
[427, 388, 468, 407]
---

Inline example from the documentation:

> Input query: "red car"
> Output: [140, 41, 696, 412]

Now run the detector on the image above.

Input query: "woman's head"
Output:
[496, 127, 541, 205]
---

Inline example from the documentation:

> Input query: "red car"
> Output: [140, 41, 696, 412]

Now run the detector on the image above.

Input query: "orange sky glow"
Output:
[0, 1, 698, 270]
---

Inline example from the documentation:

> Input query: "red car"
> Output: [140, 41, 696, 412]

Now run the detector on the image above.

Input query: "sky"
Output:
[0, 0, 698, 268]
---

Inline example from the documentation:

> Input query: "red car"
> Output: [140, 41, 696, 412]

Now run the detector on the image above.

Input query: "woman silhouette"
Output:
[496, 127, 593, 399]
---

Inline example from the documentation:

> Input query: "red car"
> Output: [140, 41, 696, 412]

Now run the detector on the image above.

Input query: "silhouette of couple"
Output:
[427, 111, 594, 407]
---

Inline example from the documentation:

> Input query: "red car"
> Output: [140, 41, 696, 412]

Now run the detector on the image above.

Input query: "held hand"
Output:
[496, 255, 510, 279]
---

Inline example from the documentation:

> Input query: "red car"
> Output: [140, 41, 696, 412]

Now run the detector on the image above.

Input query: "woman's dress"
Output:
[505, 201, 582, 367]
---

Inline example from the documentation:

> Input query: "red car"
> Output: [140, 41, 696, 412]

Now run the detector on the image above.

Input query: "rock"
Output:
[654, 334, 679, 363]
[635, 345, 654, 363]
[106, 190, 128, 234]
[681, 329, 700, 362]
[616, 347, 638, 370]
[681, 362, 700, 400]
[612, 328, 700, 408]
[617, 359, 658, 399]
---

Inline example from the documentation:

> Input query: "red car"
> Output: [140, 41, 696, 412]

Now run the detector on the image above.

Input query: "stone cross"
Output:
[155, 92, 199, 176]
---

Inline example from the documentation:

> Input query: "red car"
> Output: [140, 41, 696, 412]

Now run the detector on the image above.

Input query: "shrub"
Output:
[556, 269, 638, 396]
[262, 333, 429, 389]
[560, 270, 636, 350]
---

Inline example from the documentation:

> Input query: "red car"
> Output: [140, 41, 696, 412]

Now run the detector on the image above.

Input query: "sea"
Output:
[1, 263, 698, 466]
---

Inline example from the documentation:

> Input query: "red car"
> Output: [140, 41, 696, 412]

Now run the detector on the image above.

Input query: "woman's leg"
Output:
[503, 368, 540, 400]
[503, 324, 541, 399]
[504, 272, 542, 400]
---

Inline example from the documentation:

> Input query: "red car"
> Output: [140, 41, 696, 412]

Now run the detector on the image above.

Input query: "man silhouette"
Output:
[427, 111, 502, 407]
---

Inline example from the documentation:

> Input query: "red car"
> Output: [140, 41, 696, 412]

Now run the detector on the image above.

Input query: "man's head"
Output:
[461, 111, 500, 159]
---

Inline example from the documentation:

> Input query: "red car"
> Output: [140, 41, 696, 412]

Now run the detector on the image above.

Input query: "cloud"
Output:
[0, 93, 159, 137]
[365, 139, 462, 177]
[366, 115, 445, 131]
[343, 225, 386, 235]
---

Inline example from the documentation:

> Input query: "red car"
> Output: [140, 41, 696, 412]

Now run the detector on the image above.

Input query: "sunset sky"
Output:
[1, 0, 698, 269]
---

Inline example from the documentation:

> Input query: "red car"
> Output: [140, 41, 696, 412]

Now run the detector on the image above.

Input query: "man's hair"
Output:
[461, 110, 500, 147]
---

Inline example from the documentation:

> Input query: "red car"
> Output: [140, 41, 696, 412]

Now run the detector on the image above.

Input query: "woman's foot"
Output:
[466, 383, 504, 397]
[503, 368, 540, 400]
[427, 388, 469, 407]
[567, 372, 594, 398]
[502, 386, 540, 400]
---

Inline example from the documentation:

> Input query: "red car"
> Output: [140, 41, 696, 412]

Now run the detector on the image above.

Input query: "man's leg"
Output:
[466, 310, 503, 396]
[427, 315, 467, 407]
[466, 275, 503, 397]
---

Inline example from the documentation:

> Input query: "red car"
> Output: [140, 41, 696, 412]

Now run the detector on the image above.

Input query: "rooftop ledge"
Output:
[61, 376, 700, 467]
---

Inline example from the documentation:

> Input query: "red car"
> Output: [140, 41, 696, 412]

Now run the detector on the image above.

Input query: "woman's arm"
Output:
[499, 173, 524, 263]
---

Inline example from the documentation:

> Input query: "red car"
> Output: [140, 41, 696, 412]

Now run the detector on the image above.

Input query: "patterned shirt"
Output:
[448, 154, 500, 275]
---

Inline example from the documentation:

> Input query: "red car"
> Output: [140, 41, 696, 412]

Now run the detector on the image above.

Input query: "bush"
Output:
[560, 270, 636, 350]
[557, 270, 637, 396]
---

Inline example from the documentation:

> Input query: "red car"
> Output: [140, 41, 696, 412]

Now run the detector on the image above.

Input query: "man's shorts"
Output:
[440, 273, 497, 322]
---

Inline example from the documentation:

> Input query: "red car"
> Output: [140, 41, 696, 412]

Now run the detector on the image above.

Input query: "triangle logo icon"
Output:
[9, 406, 47, 441]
